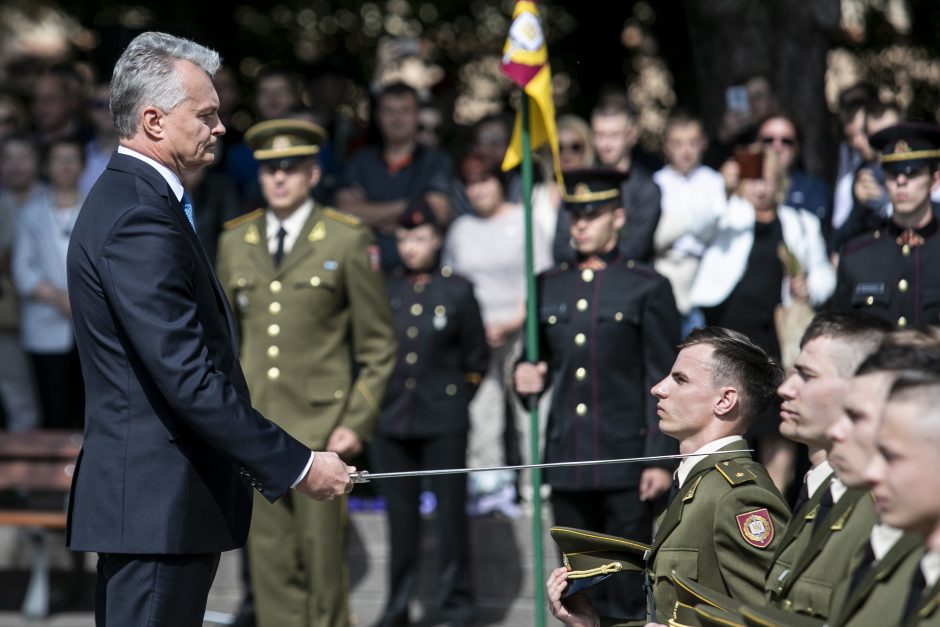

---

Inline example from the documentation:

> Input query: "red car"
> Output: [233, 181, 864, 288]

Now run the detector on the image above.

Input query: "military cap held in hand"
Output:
[549, 526, 649, 597]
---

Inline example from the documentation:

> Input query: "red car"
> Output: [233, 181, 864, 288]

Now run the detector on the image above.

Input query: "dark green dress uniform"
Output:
[371, 200, 489, 627]
[833, 121, 940, 328]
[529, 169, 681, 617]
[766, 486, 876, 619]
[901, 563, 940, 627]
[216, 119, 397, 627]
[645, 441, 790, 624]
[827, 532, 923, 627]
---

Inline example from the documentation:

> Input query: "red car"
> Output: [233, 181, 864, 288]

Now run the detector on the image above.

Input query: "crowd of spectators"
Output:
[0, 39, 936, 515]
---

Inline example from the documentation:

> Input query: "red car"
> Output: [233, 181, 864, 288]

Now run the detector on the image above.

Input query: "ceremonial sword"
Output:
[348, 451, 751, 484]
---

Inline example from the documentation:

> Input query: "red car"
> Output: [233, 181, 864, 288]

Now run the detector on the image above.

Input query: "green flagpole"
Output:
[519, 94, 547, 627]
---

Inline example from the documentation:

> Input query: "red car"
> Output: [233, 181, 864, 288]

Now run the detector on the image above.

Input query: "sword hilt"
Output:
[349, 470, 371, 484]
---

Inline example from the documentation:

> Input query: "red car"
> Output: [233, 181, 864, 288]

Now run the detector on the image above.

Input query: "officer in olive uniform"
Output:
[834, 121, 940, 327]
[371, 199, 489, 627]
[515, 168, 680, 618]
[216, 119, 397, 627]
[545, 327, 791, 625]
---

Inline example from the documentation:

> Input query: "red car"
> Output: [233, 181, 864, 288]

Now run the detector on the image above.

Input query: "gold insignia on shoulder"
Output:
[245, 223, 261, 245]
[308, 220, 326, 242]
[223, 208, 263, 230]
[716, 459, 757, 485]
[323, 207, 361, 228]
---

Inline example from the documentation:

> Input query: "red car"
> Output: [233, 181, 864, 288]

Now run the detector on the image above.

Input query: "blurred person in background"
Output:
[554, 101, 661, 265]
[831, 100, 903, 253]
[757, 113, 832, 238]
[226, 64, 303, 209]
[79, 81, 118, 195]
[0, 133, 42, 431]
[12, 136, 86, 428]
[652, 112, 725, 336]
[372, 198, 488, 627]
[690, 148, 834, 492]
[337, 82, 454, 271]
[0, 94, 29, 143]
[443, 154, 553, 515]
[705, 72, 779, 168]
[30, 66, 85, 145]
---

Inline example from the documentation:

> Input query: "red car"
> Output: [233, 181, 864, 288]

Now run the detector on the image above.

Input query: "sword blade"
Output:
[349, 451, 751, 483]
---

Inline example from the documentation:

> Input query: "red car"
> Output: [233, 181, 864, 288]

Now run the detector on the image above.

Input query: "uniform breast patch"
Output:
[736, 508, 774, 548]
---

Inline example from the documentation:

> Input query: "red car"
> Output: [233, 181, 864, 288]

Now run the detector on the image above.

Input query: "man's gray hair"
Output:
[110, 32, 221, 139]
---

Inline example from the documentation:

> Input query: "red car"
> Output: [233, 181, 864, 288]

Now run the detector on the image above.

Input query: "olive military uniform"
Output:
[645, 441, 790, 624]
[217, 200, 396, 627]
[372, 261, 488, 627]
[903, 574, 940, 627]
[827, 533, 923, 627]
[766, 487, 876, 619]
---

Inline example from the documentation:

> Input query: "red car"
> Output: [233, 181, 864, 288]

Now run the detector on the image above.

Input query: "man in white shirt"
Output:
[652, 114, 725, 332]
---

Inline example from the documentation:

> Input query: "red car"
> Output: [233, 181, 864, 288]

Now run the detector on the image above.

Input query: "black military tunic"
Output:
[377, 266, 489, 436]
[533, 251, 680, 490]
[834, 214, 940, 328]
[371, 265, 488, 627]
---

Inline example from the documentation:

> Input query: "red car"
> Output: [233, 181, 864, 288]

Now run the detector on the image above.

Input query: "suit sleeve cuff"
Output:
[291, 451, 315, 489]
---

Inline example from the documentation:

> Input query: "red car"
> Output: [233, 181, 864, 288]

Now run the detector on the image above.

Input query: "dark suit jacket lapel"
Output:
[650, 442, 751, 559]
[769, 473, 835, 571]
[836, 534, 922, 623]
[903, 578, 940, 627]
[779, 487, 868, 598]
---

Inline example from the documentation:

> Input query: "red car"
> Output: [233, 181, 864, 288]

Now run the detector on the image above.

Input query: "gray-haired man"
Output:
[66, 32, 352, 627]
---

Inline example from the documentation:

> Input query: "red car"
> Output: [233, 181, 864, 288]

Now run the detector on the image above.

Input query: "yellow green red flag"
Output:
[500, 0, 562, 184]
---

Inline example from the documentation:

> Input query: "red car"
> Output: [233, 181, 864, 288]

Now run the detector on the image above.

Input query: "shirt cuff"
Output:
[291, 451, 315, 489]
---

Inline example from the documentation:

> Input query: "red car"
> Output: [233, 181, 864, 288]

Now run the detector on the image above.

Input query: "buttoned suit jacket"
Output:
[66, 153, 310, 554]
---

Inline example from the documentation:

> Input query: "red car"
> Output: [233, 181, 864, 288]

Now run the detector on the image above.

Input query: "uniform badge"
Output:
[367, 245, 381, 272]
[736, 508, 774, 548]
[308, 220, 326, 242]
[245, 223, 261, 245]
[323, 260, 338, 271]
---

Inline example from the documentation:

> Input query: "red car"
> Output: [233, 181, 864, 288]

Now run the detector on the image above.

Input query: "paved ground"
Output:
[0, 509, 558, 626]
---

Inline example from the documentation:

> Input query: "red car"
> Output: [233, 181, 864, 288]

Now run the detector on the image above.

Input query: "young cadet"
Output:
[515, 167, 680, 617]
[546, 327, 791, 625]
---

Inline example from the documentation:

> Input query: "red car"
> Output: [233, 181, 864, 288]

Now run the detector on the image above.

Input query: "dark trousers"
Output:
[30, 347, 84, 429]
[371, 434, 473, 626]
[95, 552, 221, 627]
[551, 488, 652, 620]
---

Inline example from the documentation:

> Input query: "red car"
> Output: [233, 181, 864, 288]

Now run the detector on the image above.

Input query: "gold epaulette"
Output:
[715, 459, 757, 486]
[223, 209, 263, 230]
[323, 207, 362, 228]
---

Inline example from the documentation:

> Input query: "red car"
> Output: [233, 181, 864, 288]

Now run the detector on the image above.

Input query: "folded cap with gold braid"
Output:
[549, 526, 649, 597]
[561, 168, 628, 215]
[244, 118, 327, 164]
[869, 121, 940, 175]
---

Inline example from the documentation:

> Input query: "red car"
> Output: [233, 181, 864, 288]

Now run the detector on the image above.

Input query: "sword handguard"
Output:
[349, 470, 371, 484]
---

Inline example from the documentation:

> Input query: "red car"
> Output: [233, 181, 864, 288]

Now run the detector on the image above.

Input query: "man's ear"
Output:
[714, 386, 738, 417]
[307, 163, 322, 189]
[140, 105, 165, 140]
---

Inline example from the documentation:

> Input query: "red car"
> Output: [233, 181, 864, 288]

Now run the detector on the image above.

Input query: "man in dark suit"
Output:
[65, 32, 352, 627]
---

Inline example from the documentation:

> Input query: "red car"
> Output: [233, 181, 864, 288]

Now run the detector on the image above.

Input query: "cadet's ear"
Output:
[714, 386, 738, 417]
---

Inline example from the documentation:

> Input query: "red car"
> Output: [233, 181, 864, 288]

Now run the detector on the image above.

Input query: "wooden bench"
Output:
[0, 430, 82, 618]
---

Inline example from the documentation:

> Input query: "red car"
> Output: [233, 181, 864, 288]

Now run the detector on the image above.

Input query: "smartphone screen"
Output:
[726, 86, 750, 115]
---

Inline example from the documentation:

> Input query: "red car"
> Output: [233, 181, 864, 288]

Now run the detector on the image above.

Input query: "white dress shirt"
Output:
[266, 199, 314, 257]
[922, 550, 940, 587]
[675, 435, 746, 488]
[805, 459, 833, 499]
[869, 524, 905, 561]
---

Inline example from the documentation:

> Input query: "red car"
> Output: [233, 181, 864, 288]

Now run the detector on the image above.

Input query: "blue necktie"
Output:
[181, 192, 195, 230]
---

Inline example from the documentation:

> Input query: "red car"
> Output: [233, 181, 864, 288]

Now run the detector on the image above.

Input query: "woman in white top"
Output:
[443, 154, 553, 515]
[12, 137, 86, 428]
[689, 149, 835, 492]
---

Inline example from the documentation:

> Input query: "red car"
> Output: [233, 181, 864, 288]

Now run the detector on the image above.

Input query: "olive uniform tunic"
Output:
[217, 203, 396, 627]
